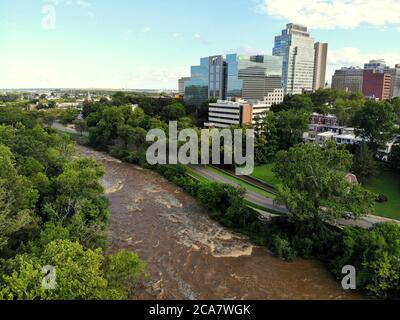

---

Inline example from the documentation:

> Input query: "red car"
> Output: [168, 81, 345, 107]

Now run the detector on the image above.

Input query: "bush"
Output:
[376, 194, 389, 203]
[271, 235, 297, 261]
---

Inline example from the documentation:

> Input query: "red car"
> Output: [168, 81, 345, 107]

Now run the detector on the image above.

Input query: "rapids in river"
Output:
[78, 145, 363, 300]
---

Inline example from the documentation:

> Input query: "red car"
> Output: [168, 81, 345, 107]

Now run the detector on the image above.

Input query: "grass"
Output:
[207, 166, 276, 199]
[251, 163, 281, 188]
[365, 164, 400, 221]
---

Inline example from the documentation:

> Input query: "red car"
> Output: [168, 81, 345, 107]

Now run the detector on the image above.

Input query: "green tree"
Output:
[160, 103, 186, 122]
[274, 142, 375, 222]
[73, 119, 88, 136]
[353, 101, 396, 149]
[0, 240, 144, 300]
[351, 142, 377, 183]
[388, 145, 400, 173]
[272, 94, 314, 112]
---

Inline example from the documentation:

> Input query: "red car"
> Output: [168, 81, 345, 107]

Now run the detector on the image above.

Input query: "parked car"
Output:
[342, 211, 355, 220]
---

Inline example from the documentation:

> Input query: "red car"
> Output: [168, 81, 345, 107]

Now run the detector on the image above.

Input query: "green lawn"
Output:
[207, 166, 276, 199]
[365, 166, 400, 221]
[251, 163, 281, 188]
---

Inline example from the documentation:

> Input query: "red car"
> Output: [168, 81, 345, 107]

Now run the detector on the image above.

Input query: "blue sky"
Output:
[1, 0, 400, 89]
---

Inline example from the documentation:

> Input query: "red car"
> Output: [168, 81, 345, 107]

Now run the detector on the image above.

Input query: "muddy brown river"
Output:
[78, 145, 364, 300]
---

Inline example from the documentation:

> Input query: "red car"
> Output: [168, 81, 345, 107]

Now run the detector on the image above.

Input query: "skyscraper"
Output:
[185, 53, 282, 106]
[389, 64, 400, 98]
[184, 56, 221, 107]
[313, 42, 328, 90]
[225, 54, 282, 101]
[178, 77, 191, 95]
[273, 23, 316, 95]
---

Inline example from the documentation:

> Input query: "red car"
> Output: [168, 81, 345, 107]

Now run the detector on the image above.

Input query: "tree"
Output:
[0, 240, 146, 300]
[261, 110, 308, 151]
[353, 101, 396, 149]
[254, 113, 278, 164]
[73, 119, 88, 136]
[332, 223, 400, 299]
[160, 103, 186, 122]
[276, 109, 309, 150]
[117, 125, 135, 149]
[104, 250, 147, 297]
[272, 94, 314, 112]
[351, 142, 377, 183]
[274, 142, 376, 222]
[127, 107, 145, 128]
[388, 145, 400, 173]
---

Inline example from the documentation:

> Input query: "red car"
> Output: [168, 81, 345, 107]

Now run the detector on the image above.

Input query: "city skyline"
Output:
[1, 0, 400, 89]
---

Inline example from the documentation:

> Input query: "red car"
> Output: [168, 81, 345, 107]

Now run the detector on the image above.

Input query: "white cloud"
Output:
[194, 33, 210, 45]
[325, 47, 400, 83]
[328, 47, 400, 68]
[143, 26, 152, 33]
[0, 52, 188, 89]
[172, 32, 182, 38]
[258, 0, 400, 29]
[76, 0, 91, 8]
[225, 44, 266, 56]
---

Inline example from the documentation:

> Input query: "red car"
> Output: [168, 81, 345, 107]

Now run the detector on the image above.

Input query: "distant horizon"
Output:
[1, 0, 400, 89]
[0, 87, 177, 92]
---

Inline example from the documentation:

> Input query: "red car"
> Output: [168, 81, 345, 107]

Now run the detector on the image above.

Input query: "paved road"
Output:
[190, 165, 400, 230]
[190, 165, 289, 215]
[52, 122, 399, 230]
[52, 121, 89, 137]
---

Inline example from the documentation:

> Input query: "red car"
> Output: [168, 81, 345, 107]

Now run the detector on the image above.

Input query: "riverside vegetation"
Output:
[2, 89, 400, 299]
[73, 91, 399, 299]
[0, 106, 147, 300]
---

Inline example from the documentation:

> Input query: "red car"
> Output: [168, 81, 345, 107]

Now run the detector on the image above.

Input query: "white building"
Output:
[264, 88, 284, 106]
[205, 99, 270, 128]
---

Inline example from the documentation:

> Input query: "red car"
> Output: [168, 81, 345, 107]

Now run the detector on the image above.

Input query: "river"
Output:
[77, 145, 363, 300]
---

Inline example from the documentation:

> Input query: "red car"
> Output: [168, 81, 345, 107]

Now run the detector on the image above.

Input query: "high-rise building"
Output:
[273, 23, 316, 95]
[208, 55, 226, 101]
[331, 67, 364, 93]
[388, 64, 400, 98]
[313, 42, 328, 90]
[184, 55, 226, 106]
[178, 77, 191, 95]
[362, 69, 392, 101]
[225, 54, 282, 101]
[185, 53, 282, 106]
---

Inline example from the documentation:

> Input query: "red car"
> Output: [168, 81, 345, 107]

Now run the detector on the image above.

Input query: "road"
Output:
[190, 165, 400, 230]
[52, 121, 89, 137]
[190, 165, 289, 214]
[52, 122, 399, 230]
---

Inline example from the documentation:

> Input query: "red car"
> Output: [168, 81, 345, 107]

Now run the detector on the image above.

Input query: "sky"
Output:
[1, 0, 400, 90]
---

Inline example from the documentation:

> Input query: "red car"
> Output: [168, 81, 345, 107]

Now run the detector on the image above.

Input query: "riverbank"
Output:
[76, 145, 364, 300]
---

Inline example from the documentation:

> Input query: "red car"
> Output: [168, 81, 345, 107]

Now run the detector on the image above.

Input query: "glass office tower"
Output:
[226, 54, 282, 101]
[273, 23, 316, 95]
[184, 57, 210, 107]
[184, 55, 226, 106]
[185, 54, 282, 106]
